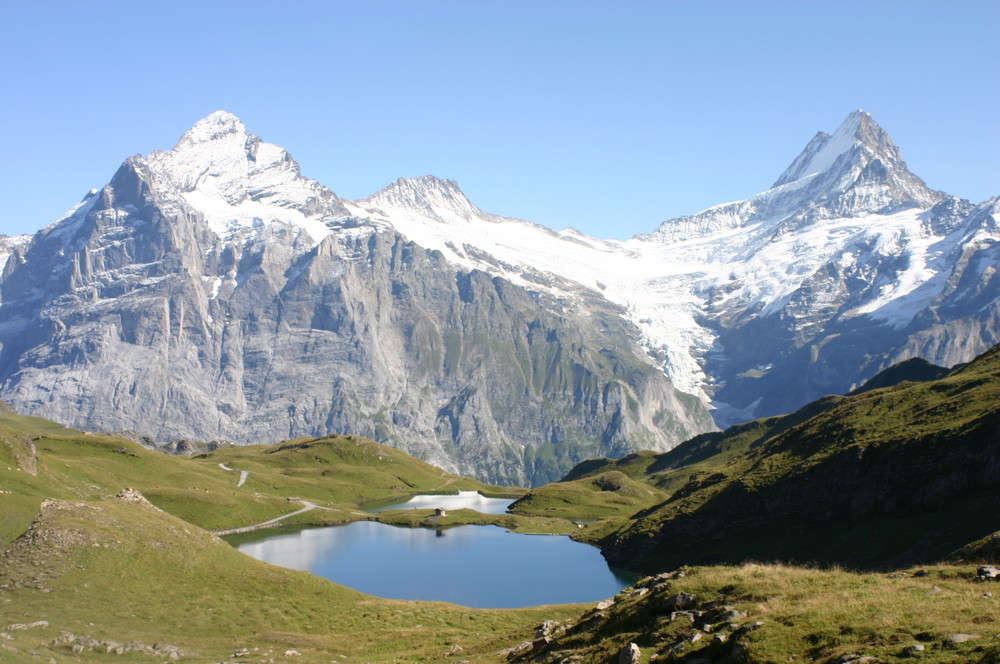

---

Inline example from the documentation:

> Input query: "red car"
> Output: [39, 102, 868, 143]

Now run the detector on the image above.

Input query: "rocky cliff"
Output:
[0, 113, 712, 486]
[1, 109, 996, 483]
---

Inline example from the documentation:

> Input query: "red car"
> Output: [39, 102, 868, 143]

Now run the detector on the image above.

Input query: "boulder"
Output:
[662, 592, 698, 610]
[975, 565, 999, 582]
[618, 642, 641, 664]
[947, 633, 981, 644]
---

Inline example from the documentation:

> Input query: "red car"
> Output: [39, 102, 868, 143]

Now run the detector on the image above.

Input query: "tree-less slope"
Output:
[0, 492, 554, 663]
[0, 405, 511, 548]
[593, 343, 1000, 572]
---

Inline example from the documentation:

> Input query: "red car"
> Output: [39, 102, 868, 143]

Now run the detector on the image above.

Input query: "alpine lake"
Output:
[226, 492, 635, 608]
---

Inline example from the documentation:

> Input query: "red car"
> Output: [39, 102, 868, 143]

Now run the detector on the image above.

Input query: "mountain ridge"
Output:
[0, 110, 995, 480]
[0, 116, 714, 484]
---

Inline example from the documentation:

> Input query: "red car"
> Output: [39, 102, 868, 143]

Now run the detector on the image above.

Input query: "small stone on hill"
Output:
[114, 488, 152, 505]
[618, 642, 640, 664]
[535, 621, 560, 638]
[947, 633, 981, 643]
[662, 592, 698, 610]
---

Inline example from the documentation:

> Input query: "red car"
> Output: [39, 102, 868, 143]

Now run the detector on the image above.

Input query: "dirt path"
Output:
[214, 500, 325, 536]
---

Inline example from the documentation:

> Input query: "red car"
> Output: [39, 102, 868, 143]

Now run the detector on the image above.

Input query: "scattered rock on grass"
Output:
[499, 640, 532, 659]
[535, 620, 561, 638]
[618, 642, 640, 664]
[6, 621, 49, 630]
[662, 592, 698, 610]
[975, 566, 999, 582]
[947, 633, 981, 644]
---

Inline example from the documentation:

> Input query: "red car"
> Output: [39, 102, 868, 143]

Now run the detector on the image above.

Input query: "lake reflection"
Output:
[235, 521, 634, 608]
[363, 490, 514, 514]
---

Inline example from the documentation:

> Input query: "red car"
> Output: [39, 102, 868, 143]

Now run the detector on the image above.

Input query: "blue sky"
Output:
[1, 0, 996, 239]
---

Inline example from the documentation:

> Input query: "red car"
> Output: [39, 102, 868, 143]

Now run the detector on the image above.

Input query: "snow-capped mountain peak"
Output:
[772, 109, 871, 187]
[646, 111, 944, 246]
[143, 111, 347, 242]
[771, 110, 939, 212]
[361, 175, 486, 223]
[0, 109, 995, 484]
[174, 110, 247, 149]
[149, 110, 300, 203]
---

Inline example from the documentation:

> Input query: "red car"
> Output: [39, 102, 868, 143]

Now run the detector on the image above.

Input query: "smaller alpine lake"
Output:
[232, 494, 635, 608]
[361, 490, 515, 514]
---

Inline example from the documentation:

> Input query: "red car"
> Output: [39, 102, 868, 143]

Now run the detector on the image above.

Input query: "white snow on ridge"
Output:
[772, 110, 867, 189]
[180, 188, 330, 245]
[346, 179, 993, 400]
[0, 233, 32, 280]
[345, 190, 726, 397]
[147, 110, 340, 248]
[45, 110, 992, 406]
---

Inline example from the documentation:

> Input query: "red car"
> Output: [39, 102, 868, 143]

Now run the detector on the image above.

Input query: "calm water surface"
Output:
[234, 521, 634, 608]
[363, 490, 514, 514]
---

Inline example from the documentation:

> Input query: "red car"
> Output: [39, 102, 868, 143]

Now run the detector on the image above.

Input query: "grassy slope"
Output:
[507, 345, 1000, 574]
[503, 563, 1000, 664]
[0, 495, 558, 664]
[594, 344, 1000, 571]
[0, 412, 522, 548]
[3, 343, 1000, 663]
[5, 497, 998, 664]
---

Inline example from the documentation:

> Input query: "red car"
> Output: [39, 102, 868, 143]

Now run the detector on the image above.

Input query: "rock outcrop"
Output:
[0, 114, 712, 486]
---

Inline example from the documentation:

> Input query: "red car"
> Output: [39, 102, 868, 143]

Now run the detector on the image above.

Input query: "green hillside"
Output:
[0, 492, 556, 664]
[532, 344, 1000, 572]
[0, 410, 520, 547]
[2, 344, 999, 663]
[499, 564, 1000, 664]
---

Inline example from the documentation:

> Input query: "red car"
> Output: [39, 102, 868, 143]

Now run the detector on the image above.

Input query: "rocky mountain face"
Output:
[648, 111, 999, 424]
[349, 110, 998, 428]
[0, 110, 995, 482]
[0, 233, 30, 275]
[0, 112, 712, 486]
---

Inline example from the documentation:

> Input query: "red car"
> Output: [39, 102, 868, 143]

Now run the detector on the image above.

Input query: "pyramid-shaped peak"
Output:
[828, 109, 888, 145]
[772, 110, 896, 188]
[175, 111, 248, 149]
[364, 175, 487, 222]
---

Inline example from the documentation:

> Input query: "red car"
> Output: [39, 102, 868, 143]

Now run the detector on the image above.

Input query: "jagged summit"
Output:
[646, 110, 944, 245]
[362, 174, 486, 222]
[149, 110, 291, 199]
[770, 109, 939, 211]
[773, 110, 872, 187]
[174, 110, 247, 148]
[139, 111, 348, 239]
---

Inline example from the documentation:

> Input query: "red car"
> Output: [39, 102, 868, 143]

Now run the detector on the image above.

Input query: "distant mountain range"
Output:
[0, 110, 996, 485]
